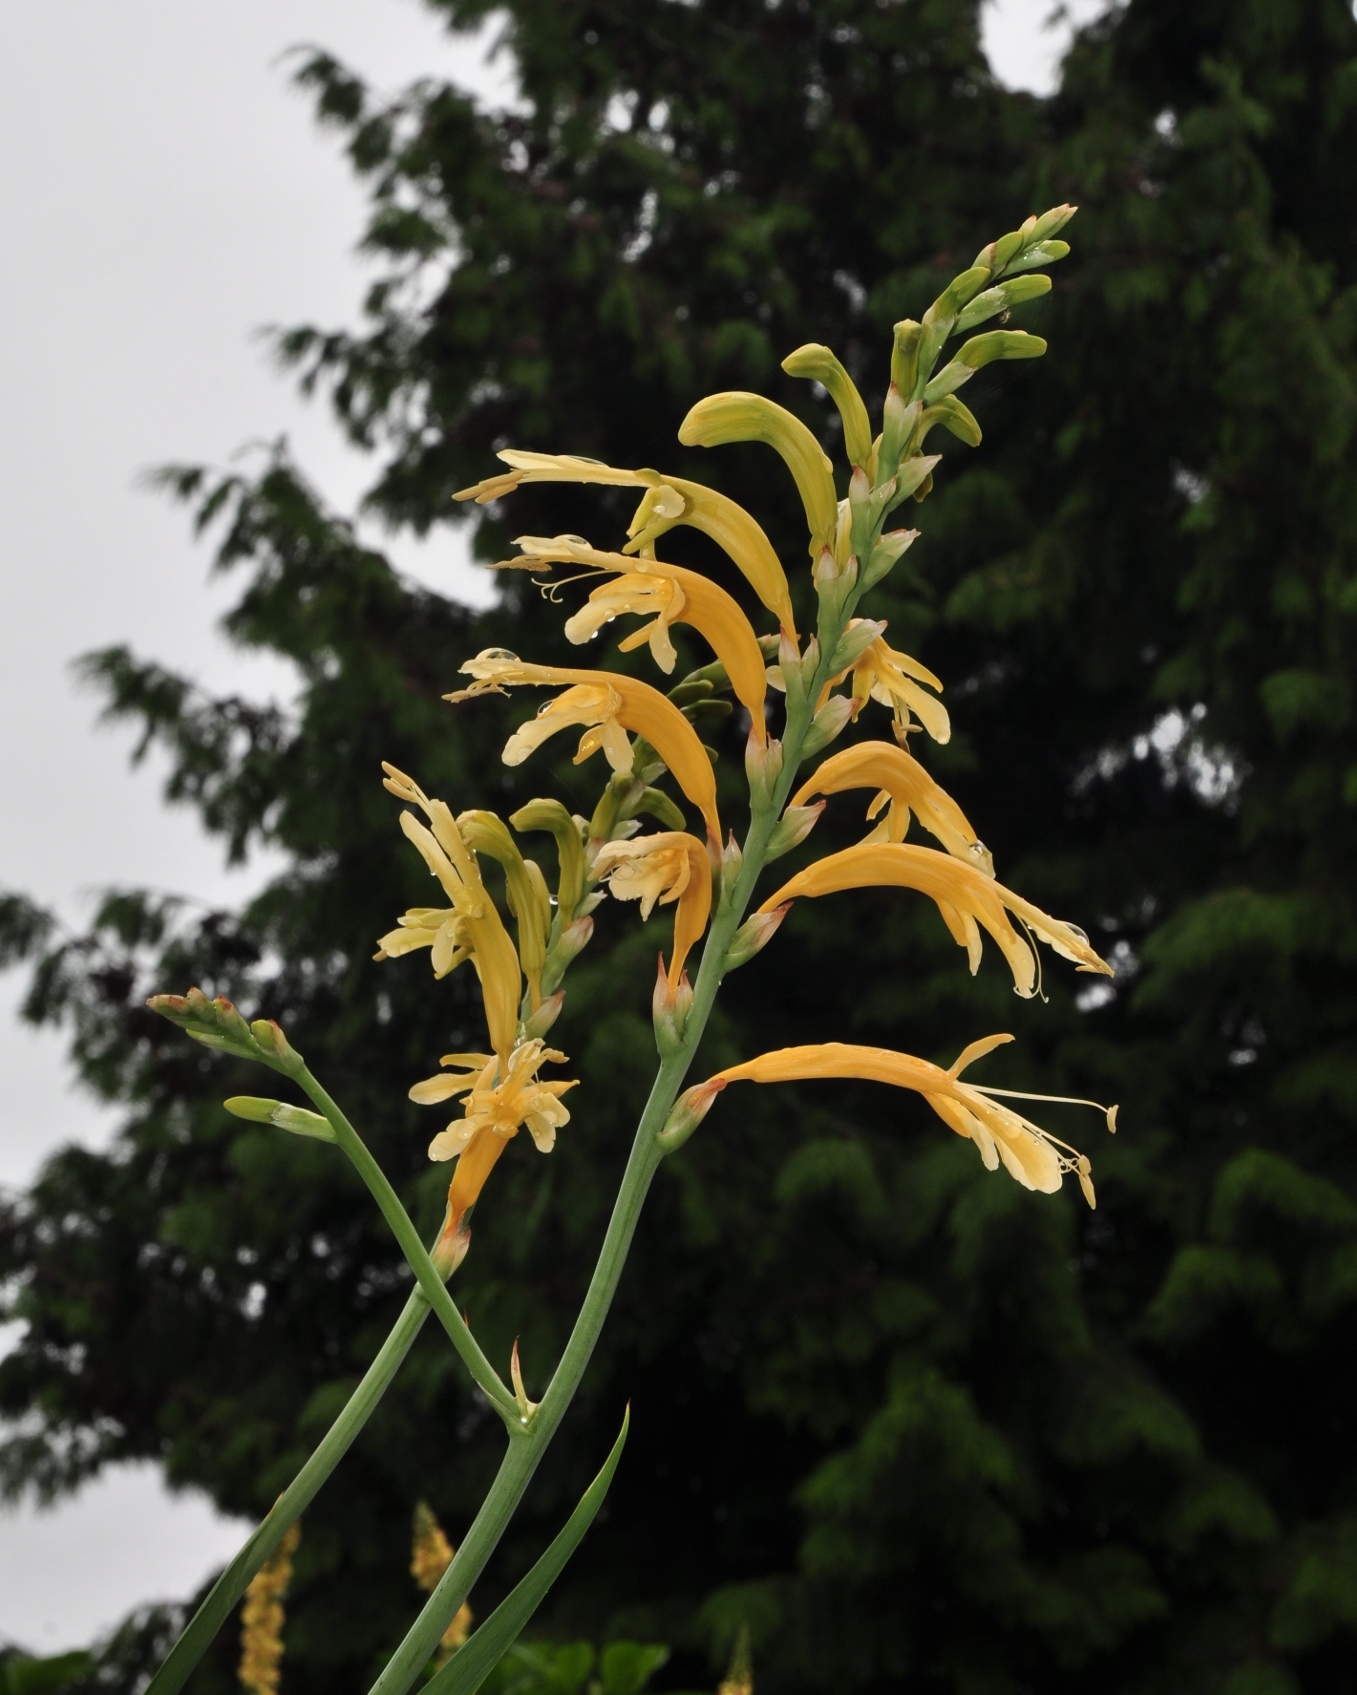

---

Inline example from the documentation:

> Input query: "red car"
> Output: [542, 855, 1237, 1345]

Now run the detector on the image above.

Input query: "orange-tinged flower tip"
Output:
[706, 1041, 1108, 1204]
[759, 841, 1111, 998]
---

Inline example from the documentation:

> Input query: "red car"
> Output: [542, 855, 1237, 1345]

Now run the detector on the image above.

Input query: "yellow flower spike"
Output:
[592, 831, 713, 986]
[849, 631, 952, 744]
[448, 651, 722, 842]
[678, 392, 839, 557]
[706, 1039, 1112, 1204]
[791, 740, 994, 875]
[417, 1039, 578, 1264]
[513, 534, 769, 734]
[238, 1522, 300, 1695]
[758, 841, 1113, 999]
[410, 1503, 474, 1659]
[782, 344, 874, 472]
[378, 766, 523, 1059]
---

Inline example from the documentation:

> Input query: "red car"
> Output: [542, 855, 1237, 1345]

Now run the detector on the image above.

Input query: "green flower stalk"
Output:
[144, 206, 1121, 1695]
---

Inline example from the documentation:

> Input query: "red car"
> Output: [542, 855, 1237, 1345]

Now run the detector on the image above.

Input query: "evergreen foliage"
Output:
[3, 1, 1357, 1690]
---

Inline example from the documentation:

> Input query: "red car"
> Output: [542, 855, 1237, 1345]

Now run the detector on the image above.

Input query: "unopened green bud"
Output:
[890, 320, 921, 396]
[861, 528, 919, 591]
[1003, 238, 1071, 275]
[223, 1096, 335, 1141]
[827, 618, 886, 673]
[523, 991, 565, 1039]
[975, 226, 1025, 274]
[954, 274, 1052, 335]
[745, 731, 784, 805]
[918, 395, 982, 449]
[955, 329, 1047, 370]
[717, 831, 744, 908]
[878, 385, 918, 480]
[652, 957, 694, 1055]
[801, 695, 856, 760]
[656, 1079, 725, 1153]
[542, 914, 594, 994]
[725, 902, 791, 971]
[1028, 203, 1077, 246]
[765, 802, 823, 862]
[891, 455, 941, 505]
[250, 1018, 297, 1064]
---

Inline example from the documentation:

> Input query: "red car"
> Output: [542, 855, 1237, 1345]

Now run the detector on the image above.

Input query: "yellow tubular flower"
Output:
[678, 392, 839, 556]
[238, 1523, 300, 1695]
[782, 344, 874, 471]
[591, 831, 713, 985]
[413, 1039, 578, 1256]
[706, 1038, 1109, 1203]
[454, 450, 655, 504]
[457, 808, 553, 1009]
[448, 651, 721, 841]
[455, 448, 798, 635]
[376, 766, 522, 1060]
[514, 535, 769, 733]
[791, 740, 994, 875]
[623, 477, 797, 635]
[849, 630, 951, 743]
[759, 842, 1113, 999]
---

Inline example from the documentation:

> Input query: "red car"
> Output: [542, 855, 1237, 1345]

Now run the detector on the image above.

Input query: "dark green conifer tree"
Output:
[3, 1, 1356, 1691]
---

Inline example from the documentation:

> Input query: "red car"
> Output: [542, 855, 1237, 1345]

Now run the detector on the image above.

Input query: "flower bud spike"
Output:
[657, 1078, 726, 1152]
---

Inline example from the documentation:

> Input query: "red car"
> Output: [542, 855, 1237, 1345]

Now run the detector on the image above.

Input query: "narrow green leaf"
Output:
[423, 1410, 631, 1695]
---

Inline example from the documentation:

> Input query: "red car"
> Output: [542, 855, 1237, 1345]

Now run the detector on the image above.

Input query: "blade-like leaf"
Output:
[424, 1410, 631, 1695]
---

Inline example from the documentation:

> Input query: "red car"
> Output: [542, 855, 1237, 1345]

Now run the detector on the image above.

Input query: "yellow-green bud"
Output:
[860, 528, 919, 591]
[223, 1097, 335, 1141]
[652, 958, 694, 1055]
[656, 1079, 725, 1152]
[724, 902, 791, 971]
[801, 695, 855, 760]
[890, 320, 921, 396]
[764, 803, 823, 862]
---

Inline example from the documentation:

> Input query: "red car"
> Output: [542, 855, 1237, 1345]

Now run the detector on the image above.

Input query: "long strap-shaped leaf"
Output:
[422, 1409, 630, 1695]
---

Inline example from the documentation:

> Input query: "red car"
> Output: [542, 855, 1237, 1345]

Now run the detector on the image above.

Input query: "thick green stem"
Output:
[293, 1066, 521, 1427]
[370, 624, 846, 1695]
[145, 1285, 433, 1695]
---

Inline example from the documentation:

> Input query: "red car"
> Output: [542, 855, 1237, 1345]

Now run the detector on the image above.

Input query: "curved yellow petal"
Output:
[792, 740, 992, 874]
[516, 536, 769, 733]
[593, 831, 713, 984]
[758, 842, 1111, 998]
[625, 477, 796, 634]
[449, 653, 720, 842]
[454, 451, 655, 504]
[708, 1041, 1072, 1196]
[678, 392, 838, 556]
[782, 344, 874, 471]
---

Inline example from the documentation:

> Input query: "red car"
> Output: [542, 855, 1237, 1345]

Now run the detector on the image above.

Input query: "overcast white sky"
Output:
[0, 0, 1101, 1655]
